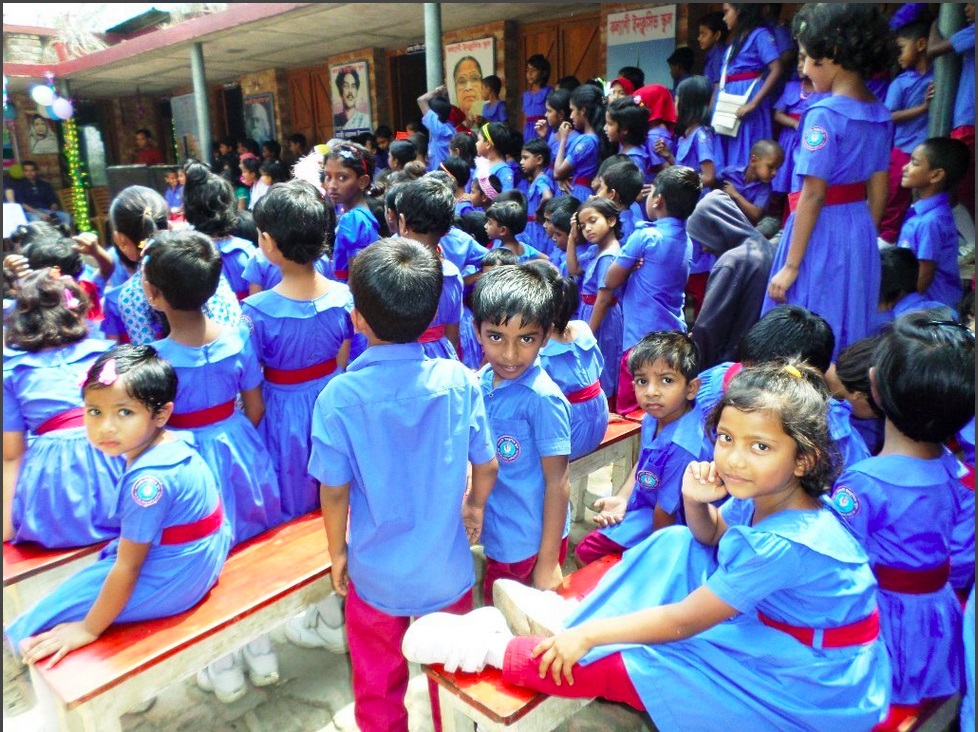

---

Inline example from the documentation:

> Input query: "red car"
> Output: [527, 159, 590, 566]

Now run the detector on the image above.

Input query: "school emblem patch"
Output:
[803, 126, 828, 151]
[830, 485, 859, 518]
[635, 470, 659, 490]
[239, 313, 254, 335]
[131, 476, 164, 507]
[496, 435, 521, 462]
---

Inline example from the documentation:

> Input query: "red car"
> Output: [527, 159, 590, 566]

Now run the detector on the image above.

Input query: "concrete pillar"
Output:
[928, 4, 964, 137]
[190, 42, 213, 165]
[424, 3, 443, 90]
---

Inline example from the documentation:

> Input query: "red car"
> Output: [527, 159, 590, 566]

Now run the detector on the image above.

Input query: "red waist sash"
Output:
[581, 294, 618, 306]
[726, 70, 761, 82]
[34, 407, 86, 435]
[757, 608, 879, 648]
[874, 561, 950, 594]
[264, 359, 337, 385]
[332, 269, 349, 281]
[525, 115, 545, 124]
[566, 381, 602, 404]
[786, 112, 802, 121]
[420, 323, 447, 344]
[573, 176, 592, 188]
[167, 400, 235, 428]
[160, 500, 224, 545]
[788, 181, 865, 213]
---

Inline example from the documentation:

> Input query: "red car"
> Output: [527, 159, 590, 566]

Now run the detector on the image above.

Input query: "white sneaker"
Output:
[285, 603, 348, 653]
[401, 606, 512, 673]
[242, 635, 279, 687]
[492, 579, 574, 638]
[196, 652, 247, 704]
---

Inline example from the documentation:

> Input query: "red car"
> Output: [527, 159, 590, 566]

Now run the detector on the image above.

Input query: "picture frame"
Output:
[329, 60, 372, 138]
[243, 92, 276, 143]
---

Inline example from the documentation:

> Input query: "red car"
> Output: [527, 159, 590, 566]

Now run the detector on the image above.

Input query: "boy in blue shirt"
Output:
[718, 139, 783, 226]
[417, 85, 456, 173]
[472, 264, 572, 606]
[308, 237, 498, 732]
[477, 74, 508, 124]
[595, 158, 645, 242]
[605, 165, 700, 414]
[897, 136, 968, 308]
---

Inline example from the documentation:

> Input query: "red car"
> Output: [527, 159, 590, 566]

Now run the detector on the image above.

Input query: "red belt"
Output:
[581, 294, 618, 306]
[758, 608, 879, 648]
[573, 176, 591, 188]
[168, 400, 235, 428]
[264, 359, 337, 385]
[34, 407, 86, 435]
[786, 112, 802, 121]
[788, 181, 865, 213]
[874, 561, 950, 594]
[160, 500, 224, 545]
[332, 269, 349, 281]
[726, 70, 761, 82]
[235, 290, 249, 301]
[566, 381, 602, 404]
[420, 323, 447, 343]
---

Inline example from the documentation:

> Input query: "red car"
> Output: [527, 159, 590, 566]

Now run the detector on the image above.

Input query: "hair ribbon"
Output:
[481, 123, 493, 146]
[783, 364, 803, 379]
[98, 359, 119, 386]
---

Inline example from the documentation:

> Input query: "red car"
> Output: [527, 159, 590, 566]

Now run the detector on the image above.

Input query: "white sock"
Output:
[485, 634, 509, 669]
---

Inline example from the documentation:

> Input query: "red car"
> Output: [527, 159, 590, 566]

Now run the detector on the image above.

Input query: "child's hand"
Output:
[682, 461, 729, 505]
[531, 560, 563, 592]
[558, 120, 573, 141]
[735, 102, 754, 120]
[330, 552, 350, 597]
[462, 502, 484, 545]
[531, 627, 592, 685]
[434, 84, 448, 97]
[722, 182, 739, 199]
[21, 621, 98, 668]
[923, 82, 935, 107]
[653, 138, 673, 162]
[534, 118, 549, 138]
[591, 495, 627, 526]
[767, 264, 799, 303]
[3, 253, 31, 282]
[72, 231, 101, 257]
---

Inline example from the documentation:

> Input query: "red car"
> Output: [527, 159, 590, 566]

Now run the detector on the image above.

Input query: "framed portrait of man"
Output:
[329, 61, 372, 139]
[243, 93, 276, 143]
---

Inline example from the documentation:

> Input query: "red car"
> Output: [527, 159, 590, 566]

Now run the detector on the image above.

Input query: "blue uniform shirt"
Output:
[950, 24, 975, 129]
[885, 68, 935, 153]
[423, 108, 456, 172]
[897, 192, 962, 307]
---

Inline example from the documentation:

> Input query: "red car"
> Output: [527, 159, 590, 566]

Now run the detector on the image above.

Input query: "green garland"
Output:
[61, 116, 93, 233]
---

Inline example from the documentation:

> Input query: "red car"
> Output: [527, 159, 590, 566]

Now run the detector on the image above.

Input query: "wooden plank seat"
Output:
[23, 511, 332, 732]
[568, 416, 642, 523]
[424, 554, 621, 732]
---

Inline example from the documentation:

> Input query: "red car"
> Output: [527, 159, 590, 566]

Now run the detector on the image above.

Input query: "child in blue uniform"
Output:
[718, 138, 783, 225]
[522, 54, 554, 145]
[604, 98, 651, 183]
[831, 313, 974, 707]
[594, 158, 644, 243]
[530, 262, 609, 461]
[475, 122, 516, 193]
[485, 197, 547, 264]
[875, 247, 955, 334]
[825, 336, 885, 456]
[325, 142, 380, 282]
[308, 238, 497, 732]
[518, 139, 556, 255]
[417, 85, 456, 173]
[697, 10, 728, 93]
[763, 3, 894, 361]
[404, 360, 891, 732]
[536, 88, 578, 182]
[576, 332, 711, 564]
[6, 345, 230, 665]
[555, 85, 605, 201]
[3, 269, 124, 547]
[472, 264, 571, 605]
[633, 84, 676, 180]
[243, 180, 353, 521]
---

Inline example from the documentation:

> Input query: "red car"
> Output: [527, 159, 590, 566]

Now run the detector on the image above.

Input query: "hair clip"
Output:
[481, 123, 494, 146]
[138, 239, 151, 251]
[439, 162, 452, 176]
[98, 358, 119, 386]
[314, 143, 331, 156]
[63, 288, 81, 310]
[783, 364, 803, 379]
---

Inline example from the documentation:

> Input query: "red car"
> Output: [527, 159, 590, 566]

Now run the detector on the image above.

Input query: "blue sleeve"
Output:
[951, 25, 975, 54]
[119, 468, 175, 543]
[884, 73, 909, 112]
[694, 129, 716, 164]
[237, 325, 264, 391]
[615, 228, 649, 267]
[241, 249, 267, 286]
[592, 254, 616, 291]
[497, 101, 509, 122]
[496, 164, 515, 192]
[910, 213, 951, 264]
[531, 390, 571, 458]
[467, 377, 496, 465]
[308, 386, 354, 487]
[565, 135, 598, 171]
[706, 526, 802, 613]
[754, 28, 780, 66]
[794, 105, 839, 182]
[2, 371, 24, 432]
[829, 467, 882, 548]
[444, 272, 463, 325]
[655, 445, 695, 516]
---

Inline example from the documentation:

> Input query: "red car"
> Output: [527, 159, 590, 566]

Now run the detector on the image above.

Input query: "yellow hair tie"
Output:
[783, 364, 803, 379]
[138, 239, 151, 251]
[481, 123, 493, 146]
[314, 143, 331, 156]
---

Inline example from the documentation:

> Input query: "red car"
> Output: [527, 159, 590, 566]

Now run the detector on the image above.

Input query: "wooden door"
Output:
[310, 68, 334, 144]
[559, 22, 600, 86]
[286, 66, 336, 146]
[388, 53, 427, 132]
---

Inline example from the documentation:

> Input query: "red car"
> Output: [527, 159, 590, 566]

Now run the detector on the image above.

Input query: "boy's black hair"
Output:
[348, 237, 443, 343]
[526, 53, 552, 83]
[471, 262, 556, 332]
[650, 165, 702, 220]
[261, 139, 282, 158]
[736, 304, 835, 374]
[750, 138, 784, 162]
[253, 179, 334, 264]
[607, 98, 650, 147]
[456, 210, 491, 247]
[389, 139, 418, 168]
[697, 11, 728, 42]
[667, 46, 695, 73]
[231, 209, 259, 248]
[917, 137, 970, 192]
[545, 88, 572, 120]
[494, 188, 527, 209]
[834, 335, 883, 416]
[394, 177, 455, 237]
[500, 126, 524, 161]
[674, 75, 715, 137]
[521, 138, 551, 169]
[879, 247, 919, 306]
[628, 330, 700, 382]
[5, 268, 89, 351]
[482, 247, 520, 269]
[83, 345, 177, 416]
[578, 196, 623, 240]
[545, 195, 581, 233]
[350, 131, 377, 149]
[429, 94, 452, 124]
[449, 131, 477, 167]
[616, 66, 646, 90]
[872, 312, 975, 443]
[239, 138, 261, 157]
[23, 236, 84, 279]
[259, 158, 289, 183]
[182, 160, 238, 237]
[482, 74, 502, 96]
[526, 260, 578, 334]
[440, 155, 471, 189]
[485, 198, 528, 236]
[364, 194, 392, 239]
[142, 229, 222, 311]
[556, 76, 581, 91]
[894, 18, 930, 41]
[795, 3, 895, 76]
[599, 160, 643, 207]
[374, 125, 393, 140]
[288, 132, 308, 148]
[407, 131, 429, 161]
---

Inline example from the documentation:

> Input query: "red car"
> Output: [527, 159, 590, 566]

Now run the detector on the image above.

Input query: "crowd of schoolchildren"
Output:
[2, 3, 975, 731]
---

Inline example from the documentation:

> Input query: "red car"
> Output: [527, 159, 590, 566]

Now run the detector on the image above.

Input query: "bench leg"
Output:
[27, 663, 123, 732]
[569, 475, 589, 524]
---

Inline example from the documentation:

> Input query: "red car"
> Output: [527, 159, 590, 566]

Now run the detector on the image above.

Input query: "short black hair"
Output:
[472, 262, 555, 332]
[485, 199, 527, 235]
[349, 237, 443, 343]
[456, 210, 491, 247]
[667, 46, 695, 72]
[395, 177, 455, 237]
[606, 98, 649, 148]
[895, 18, 930, 42]
[374, 125, 393, 139]
[556, 76, 581, 91]
[83, 345, 177, 416]
[736, 304, 835, 374]
[651, 165, 702, 220]
[750, 138, 784, 162]
[253, 179, 334, 264]
[616, 66, 645, 90]
[259, 158, 289, 183]
[628, 330, 700, 382]
[288, 132, 308, 148]
[917, 136, 970, 191]
[482, 75, 502, 96]
[335, 66, 360, 92]
[873, 312, 975, 443]
[482, 247, 520, 269]
[521, 138, 551, 168]
[697, 11, 728, 41]
[440, 155, 471, 189]
[526, 54, 551, 83]
[389, 140, 418, 168]
[879, 247, 919, 306]
[834, 335, 883, 416]
[23, 236, 84, 279]
[143, 229, 223, 311]
[525, 260, 578, 334]
[429, 94, 452, 124]
[545, 195, 581, 233]
[795, 3, 894, 76]
[600, 160, 643, 207]
[261, 139, 282, 158]
[449, 131, 477, 166]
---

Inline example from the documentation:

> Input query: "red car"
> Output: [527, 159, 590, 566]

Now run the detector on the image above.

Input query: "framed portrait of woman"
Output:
[444, 38, 495, 120]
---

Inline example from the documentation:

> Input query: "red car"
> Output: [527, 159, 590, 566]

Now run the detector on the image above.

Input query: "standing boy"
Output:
[478, 75, 508, 125]
[518, 138, 555, 254]
[308, 238, 497, 732]
[472, 264, 572, 605]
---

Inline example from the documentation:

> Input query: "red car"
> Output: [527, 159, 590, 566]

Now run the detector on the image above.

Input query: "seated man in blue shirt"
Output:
[5, 160, 72, 231]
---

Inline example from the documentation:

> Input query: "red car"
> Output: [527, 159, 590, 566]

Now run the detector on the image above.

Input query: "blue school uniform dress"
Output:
[308, 342, 495, 615]
[547, 128, 579, 182]
[832, 451, 965, 703]
[5, 437, 231, 652]
[420, 259, 463, 361]
[703, 45, 724, 89]
[951, 23, 975, 130]
[522, 174, 556, 254]
[616, 202, 645, 245]
[212, 235, 254, 300]
[643, 127, 673, 181]
[488, 159, 515, 193]
[565, 499, 891, 731]
[599, 407, 712, 548]
[152, 327, 281, 545]
[719, 164, 772, 213]
[440, 227, 489, 369]
[3, 340, 125, 547]
[772, 83, 828, 194]
[332, 205, 380, 361]
[454, 199, 476, 219]
[478, 359, 571, 565]
[676, 126, 721, 276]
[241, 248, 332, 291]
[100, 286, 128, 342]
[897, 193, 962, 308]
[90, 248, 134, 297]
[873, 292, 956, 334]
[563, 132, 600, 201]
[717, 27, 781, 170]
[828, 398, 871, 470]
[623, 144, 652, 186]
[482, 100, 508, 124]
[539, 325, 608, 460]
[950, 459, 975, 595]
[422, 109, 456, 172]
[761, 95, 892, 361]
[522, 85, 554, 143]
[964, 587, 976, 732]
[885, 68, 935, 155]
[240, 285, 353, 520]
[614, 218, 692, 354]
[576, 246, 623, 396]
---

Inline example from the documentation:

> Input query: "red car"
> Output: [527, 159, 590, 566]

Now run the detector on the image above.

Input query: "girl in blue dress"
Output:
[404, 360, 891, 732]
[697, 10, 728, 94]
[475, 122, 516, 193]
[529, 262, 608, 460]
[715, 4, 784, 170]
[3, 269, 125, 548]
[830, 313, 974, 707]
[633, 84, 676, 181]
[536, 88, 579, 182]
[522, 54, 554, 144]
[762, 3, 894, 361]
[555, 85, 606, 202]
[6, 345, 230, 665]
[604, 98, 651, 184]
[243, 180, 353, 521]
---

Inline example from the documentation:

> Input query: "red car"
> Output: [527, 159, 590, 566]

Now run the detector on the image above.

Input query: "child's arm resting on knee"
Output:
[532, 454, 570, 591]
[320, 482, 350, 596]
[22, 538, 152, 667]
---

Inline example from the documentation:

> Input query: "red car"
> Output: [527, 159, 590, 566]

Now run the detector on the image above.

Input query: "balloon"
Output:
[36, 104, 53, 119]
[44, 105, 58, 120]
[31, 85, 54, 106]
[3, 103, 16, 121]
[7, 163, 24, 180]
[51, 97, 73, 120]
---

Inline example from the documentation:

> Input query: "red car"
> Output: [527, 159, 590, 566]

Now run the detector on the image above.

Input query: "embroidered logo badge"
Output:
[803, 126, 828, 151]
[636, 470, 659, 490]
[496, 435, 521, 462]
[831, 485, 859, 518]
[131, 476, 164, 507]
[239, 313, 254, 335]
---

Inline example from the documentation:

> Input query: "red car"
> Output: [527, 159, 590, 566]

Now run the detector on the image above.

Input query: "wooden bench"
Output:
[23, 511, 332, 732]
[424, 554, 621, 732]
[3, 540, 107, 626]
[568, 417, 642, 523]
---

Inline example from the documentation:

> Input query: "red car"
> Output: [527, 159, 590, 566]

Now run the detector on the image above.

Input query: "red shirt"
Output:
[133, 146, 164, 165]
